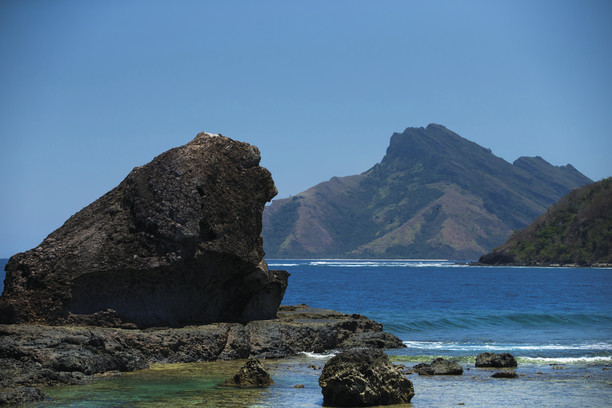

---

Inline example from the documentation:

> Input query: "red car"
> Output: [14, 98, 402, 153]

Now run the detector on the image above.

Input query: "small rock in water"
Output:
[319, 348, 414, 406]
[413, 358, 463, 375]
[222, 358, 273, 387]
[492, 371, 518, 378]
[475, 352, 517, 368]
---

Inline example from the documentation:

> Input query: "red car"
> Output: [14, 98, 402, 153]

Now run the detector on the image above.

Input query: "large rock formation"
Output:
[0, 133, 288, 327]
[318, 348, 414, 406]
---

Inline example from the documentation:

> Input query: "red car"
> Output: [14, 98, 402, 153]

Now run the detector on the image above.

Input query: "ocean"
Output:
[3, 259, 611, 407]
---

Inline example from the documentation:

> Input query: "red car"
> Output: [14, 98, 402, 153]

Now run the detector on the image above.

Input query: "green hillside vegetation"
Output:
[479, 178, 612, 266]
[263, 124, 592, 260]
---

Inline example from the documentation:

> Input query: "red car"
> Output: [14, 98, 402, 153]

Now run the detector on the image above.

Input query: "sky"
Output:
[1, 0, 611, 258]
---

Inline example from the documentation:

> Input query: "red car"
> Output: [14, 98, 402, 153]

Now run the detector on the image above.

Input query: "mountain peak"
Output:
[383, 123, 466, 163]
[425, 123, 448, 130]
[263, 125, 592, 260]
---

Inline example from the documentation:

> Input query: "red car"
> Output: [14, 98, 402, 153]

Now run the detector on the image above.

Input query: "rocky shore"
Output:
[0, 304, 403, 405]
[0, 134, 407, 405]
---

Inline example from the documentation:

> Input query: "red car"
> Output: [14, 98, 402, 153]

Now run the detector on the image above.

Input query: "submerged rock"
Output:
[413, 357, 463, 375]
[0, 133, 288, 327]
[491, 371, 518, 378]
[475, 352, 518, 368]
[222, 358, 273, 387]
[318, 348, 414, 407]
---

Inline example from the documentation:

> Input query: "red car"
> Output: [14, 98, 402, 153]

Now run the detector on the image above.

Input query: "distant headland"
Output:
[478, 177, 612, 267]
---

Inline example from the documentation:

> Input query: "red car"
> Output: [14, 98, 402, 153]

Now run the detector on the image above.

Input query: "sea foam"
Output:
[403, 340, 612, 352]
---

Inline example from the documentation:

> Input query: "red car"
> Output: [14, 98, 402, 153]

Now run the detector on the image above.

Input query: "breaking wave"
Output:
[268, 259, 464, 268]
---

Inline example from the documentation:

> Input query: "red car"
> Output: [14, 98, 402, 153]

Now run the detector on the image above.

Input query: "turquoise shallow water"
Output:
[35, 355, 612, 408]
[4, 259, 612, 407]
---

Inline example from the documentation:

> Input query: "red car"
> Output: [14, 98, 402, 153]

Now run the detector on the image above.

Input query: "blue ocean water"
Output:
[275, 260, 612, 365]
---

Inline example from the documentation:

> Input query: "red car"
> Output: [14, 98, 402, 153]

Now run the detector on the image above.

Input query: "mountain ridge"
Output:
[263, 124, 592, 259]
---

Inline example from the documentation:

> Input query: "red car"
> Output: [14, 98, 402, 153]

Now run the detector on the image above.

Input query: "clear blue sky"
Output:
[1, 0, 611, 258]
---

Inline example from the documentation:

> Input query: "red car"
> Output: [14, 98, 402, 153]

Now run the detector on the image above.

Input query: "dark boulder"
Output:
[338, 331, 406, 350]
[318, 348, 414, 407]
[413, 357, 463, 375]
[492, 371, 518, 378]
[475, 352, 518, 368]
[0, 133, 288, 327]
[222, 358, 273, 387]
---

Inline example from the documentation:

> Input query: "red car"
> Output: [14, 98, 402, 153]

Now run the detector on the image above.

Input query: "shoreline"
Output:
[34, 352, 612, 407]
[468, 260, 612, 268]
[0, 304, 403, 405]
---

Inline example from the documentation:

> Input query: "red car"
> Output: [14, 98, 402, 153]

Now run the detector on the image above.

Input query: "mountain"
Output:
[479, 178, 612, 266]
[262, 124, 592, 259]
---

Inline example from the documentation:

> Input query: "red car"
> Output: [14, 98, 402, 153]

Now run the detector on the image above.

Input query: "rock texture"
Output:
[222, 358, 273, 387]
[0, 387, 46, 406]
[475, 352, 518, 368]
[0, 133, 288, 327]
[413, 357, 464, 375]
[0, 304, 404, 403]
[318, 348, 414, 407]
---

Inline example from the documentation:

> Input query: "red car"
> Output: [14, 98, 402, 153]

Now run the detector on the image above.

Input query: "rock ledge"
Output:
[0, 304, 403, 404]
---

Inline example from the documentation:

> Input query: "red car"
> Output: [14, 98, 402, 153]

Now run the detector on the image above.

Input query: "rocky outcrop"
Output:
[222, 358, 273, 387]
[0, 133, 288, 327]
[0, 304, 404, 403]
[475, 352, 518, 368]
[318, 348, 414, 407]
[413, 357, 463, 375]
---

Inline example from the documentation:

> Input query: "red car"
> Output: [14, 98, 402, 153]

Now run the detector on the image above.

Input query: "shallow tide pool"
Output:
[32, 354, 612, 408]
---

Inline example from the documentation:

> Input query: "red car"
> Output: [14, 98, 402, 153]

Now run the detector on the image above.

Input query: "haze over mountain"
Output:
[262, 124, 592, 260]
